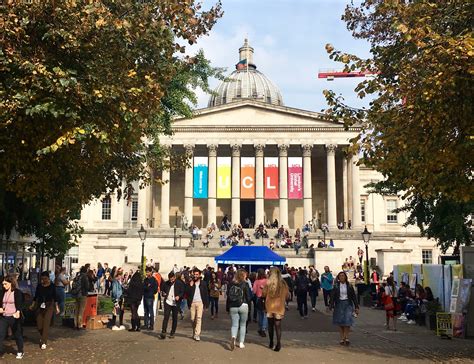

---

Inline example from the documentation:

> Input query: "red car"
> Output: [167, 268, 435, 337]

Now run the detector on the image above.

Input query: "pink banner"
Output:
[288, 157, 303, 199]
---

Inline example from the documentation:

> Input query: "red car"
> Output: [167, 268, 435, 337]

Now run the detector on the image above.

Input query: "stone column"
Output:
[347, 157, 353, 224]
[351, 154, 362, 229]
[231, 144, 241, 225]
[137, 182, 152, 227]
[302, 144, 313, 225]
[278, 144, 289, 227]
[160, 146, 171, 228]
[184, 144, 194, 227]
[342, 155, 348, 227]
[207, 144, 218, 226]
[254, 144, 265, 226]
[326, 144, 338, 229]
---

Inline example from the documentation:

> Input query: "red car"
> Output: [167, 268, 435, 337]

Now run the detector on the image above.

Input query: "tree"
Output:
[323, 1, 473, 252]
[0, 0, 223, 220]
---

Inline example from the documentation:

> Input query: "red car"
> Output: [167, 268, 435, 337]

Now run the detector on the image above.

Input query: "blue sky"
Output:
[192, 0, 372, 112]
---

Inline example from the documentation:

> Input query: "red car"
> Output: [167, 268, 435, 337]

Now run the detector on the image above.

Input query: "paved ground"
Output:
[2, 298, 473, 363]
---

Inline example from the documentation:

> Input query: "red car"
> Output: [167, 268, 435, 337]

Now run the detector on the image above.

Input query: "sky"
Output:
[190, 0, 372, 112]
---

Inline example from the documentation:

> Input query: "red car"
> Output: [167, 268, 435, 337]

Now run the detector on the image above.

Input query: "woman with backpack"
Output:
[226, 269, 252, 350]
[262, 267, 289, 352]
[330, 271, 359, 345]
[308, 267, 320, 312]
[208, 271, 221, 319]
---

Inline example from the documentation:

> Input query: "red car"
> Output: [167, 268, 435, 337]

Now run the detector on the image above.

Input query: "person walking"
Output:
[54, 266, 69, 316]
[383, 276, 399, 331]
[96, 263, 105, 293]
[226, 269, 252, 350]
[321, 266, 334, 309]
[330, 271, 359, 345]
[0, 275, 25, 359]
[160, 271, 185, 339]
[186, 268, 209, 341]
[252, 269, 268, 337]
[308, 267, 320, 312]
[30, 271, 60, 350]
[295, 270, 309, 319]
[110, 270, 125, 330]
[143, 267, 158, 330]
[262, 267, 289, 352]
[126, 270, 144, 332]
[104, 263, 111, 296]
[72, 266, 89, 330]
[208, 271, 221, 319]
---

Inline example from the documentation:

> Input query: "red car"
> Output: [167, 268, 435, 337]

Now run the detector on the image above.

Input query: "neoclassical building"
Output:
[76, 40, 439, 274]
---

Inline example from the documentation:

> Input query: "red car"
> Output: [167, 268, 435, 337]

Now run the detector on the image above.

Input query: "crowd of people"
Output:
[0, 254, 440, 360]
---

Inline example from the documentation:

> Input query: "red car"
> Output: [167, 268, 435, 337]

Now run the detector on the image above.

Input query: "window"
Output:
[386, 199, 398, 223]
[361, 199, 366, 223]
[67, 246, 79, 264]
[131, 200, 138, 221]
[101, 196, 111, 220]
[422, 249, 433, 264]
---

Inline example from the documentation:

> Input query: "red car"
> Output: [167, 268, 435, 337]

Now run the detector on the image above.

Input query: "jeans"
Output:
[257, 308, 267, 331]
[143, 297, 155, 328]
[162, 302, 179, 335]
[230, 303, 248, 344]
[309, 287, 318, 308]
[323, 289, 332, 307]
[210, 297, 219, 316]
[55, 286, 66, 315]
[96, 277, 102, 293]
[297, 292, 308, 317]
[0, 316, 23, 353]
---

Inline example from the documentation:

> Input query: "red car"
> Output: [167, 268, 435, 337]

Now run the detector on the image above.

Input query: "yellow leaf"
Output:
[397, 24, 409, 33]
[95, 18, 106, 28]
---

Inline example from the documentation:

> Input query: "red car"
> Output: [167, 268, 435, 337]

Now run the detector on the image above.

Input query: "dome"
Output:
[208, 39, 284, 107]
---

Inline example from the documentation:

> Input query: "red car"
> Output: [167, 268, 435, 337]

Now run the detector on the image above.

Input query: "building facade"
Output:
[77, 40, 440, 275]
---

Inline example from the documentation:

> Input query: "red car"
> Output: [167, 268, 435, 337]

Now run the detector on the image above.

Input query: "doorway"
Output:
[240, 200, 255, 228]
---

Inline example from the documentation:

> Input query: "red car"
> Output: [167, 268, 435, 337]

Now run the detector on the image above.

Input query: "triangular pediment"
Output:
[172, 99, 343, 128]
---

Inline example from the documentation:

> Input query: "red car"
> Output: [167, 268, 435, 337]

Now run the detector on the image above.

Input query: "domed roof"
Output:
[208, 39, 284, 108]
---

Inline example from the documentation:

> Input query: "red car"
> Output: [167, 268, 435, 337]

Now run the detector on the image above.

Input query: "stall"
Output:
[215, 246, 286, 272]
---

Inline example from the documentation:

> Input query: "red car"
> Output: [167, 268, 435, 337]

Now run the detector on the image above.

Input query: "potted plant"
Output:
[425, 299, 442, 330]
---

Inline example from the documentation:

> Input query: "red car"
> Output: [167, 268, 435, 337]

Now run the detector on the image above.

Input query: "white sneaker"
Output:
[239, 342, 245, 349]
[16, 352, 24, 359]
[40, 344, 46, 350]
[112, 326, 121, 331]
[407, 320, 416, 325]
[194, 335, 200, 341]
[119, 325, 126, 330]
[312, 308, 315, 312]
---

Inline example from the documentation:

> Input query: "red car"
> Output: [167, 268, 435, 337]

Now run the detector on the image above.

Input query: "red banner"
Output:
[264, 157, 279, 199]
[288, 157, 303, 199]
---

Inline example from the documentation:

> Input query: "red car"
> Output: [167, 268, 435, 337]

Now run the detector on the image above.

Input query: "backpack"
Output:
[296, 277, 309, 292]
[228, 283, 244, 306]
[71, 274, 82, 298]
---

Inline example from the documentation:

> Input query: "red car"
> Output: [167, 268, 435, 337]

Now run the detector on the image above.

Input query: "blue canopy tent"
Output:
[215, 246, 285, 271]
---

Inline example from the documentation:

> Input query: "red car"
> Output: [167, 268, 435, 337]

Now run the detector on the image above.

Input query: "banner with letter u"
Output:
[193, 157, 208, 198]
[288, 157, 303, 199]
[217, 157, 231, 199]
[240, 157, 255, 199]
[264, 157, 279, 199]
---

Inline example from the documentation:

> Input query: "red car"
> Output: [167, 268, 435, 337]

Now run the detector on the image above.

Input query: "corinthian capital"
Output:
[207, 144, 218, 156]
[231, 144, 241, 157]
[184, 144, 194, 156]
[278, 144, 289, 157]
[254, 144, 265, 157]
[302, 144, 313, 157]
[325, 144, 337, 155]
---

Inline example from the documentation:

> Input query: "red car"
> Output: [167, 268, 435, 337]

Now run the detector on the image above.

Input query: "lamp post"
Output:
[138, 224, 147, 275]
[362, 226, 372, 285]
[173, 225, 177, 248]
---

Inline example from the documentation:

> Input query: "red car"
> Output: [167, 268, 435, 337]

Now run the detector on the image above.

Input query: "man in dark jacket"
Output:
[74, 266, 89, 329]
[126, 270, 144, 332]
[186, 268, 209, 341]
[295, 270, 309, 318]
[160, 272, 185, 339]
[143, 267, 158, 330]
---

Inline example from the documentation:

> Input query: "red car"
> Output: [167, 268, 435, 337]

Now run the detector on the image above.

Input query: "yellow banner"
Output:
[217, 157, 231, 199]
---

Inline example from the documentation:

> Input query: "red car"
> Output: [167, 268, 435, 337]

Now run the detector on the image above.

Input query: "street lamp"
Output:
[173, 225, 177, 247]
[362, 226, 372, 284]
[138, 224, 147, 275]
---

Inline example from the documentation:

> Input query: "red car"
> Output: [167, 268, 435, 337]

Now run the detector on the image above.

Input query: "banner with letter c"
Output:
[217, 157, 231, 199]
[288, 157, 303, 199]
[264, 157, 279, 199]
[193, 157, 208, 198]
[240, 157, 255, 199]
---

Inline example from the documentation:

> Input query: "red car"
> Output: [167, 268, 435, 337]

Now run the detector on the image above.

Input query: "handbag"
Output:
[383, 295, 394, 311]
[256, 297, 266, 311]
